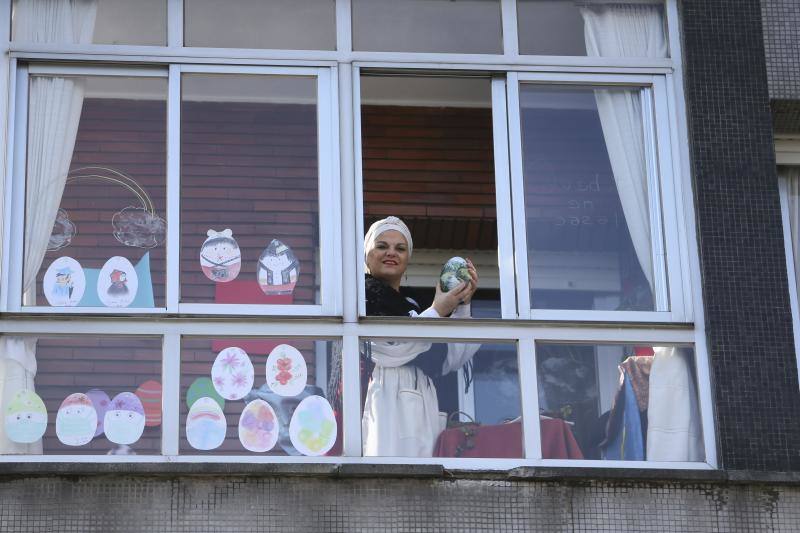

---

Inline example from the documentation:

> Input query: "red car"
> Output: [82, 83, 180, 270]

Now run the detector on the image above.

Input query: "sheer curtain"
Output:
[580, 1, 668, 295]
[0, 0, 97, 454]
[783, 167, 800, 303]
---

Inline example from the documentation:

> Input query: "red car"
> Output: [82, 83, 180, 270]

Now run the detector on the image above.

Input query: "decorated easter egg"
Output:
[97, 256, 138, 307]
[265, 344, 307, 398]
[186, 377, 225, 411]
[86, 389, 111, 437]
[238, 399, 278, 453]
[43, 256, 86, 307]
[439, 256, 471, 292]
[135, 380, 162, 427]
[104, 392, 146, 445]
[200, 228, 241, 283]
[211, 347, 254, 401]
[257, 239, 299, 296]
[56, 393, 97, 446]
[289, 395, 337, 457]
[4, 390, 47, 444]
[186, 396, 227, 451]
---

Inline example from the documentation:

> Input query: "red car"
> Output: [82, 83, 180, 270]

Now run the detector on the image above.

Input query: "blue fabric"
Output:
[603, 371, 645, 461]
[78, 252, 154, 307]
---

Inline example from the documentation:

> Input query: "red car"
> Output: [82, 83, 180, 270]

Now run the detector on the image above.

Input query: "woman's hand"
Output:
[432, 260, 478, 316]
[460, 258, 479, 305]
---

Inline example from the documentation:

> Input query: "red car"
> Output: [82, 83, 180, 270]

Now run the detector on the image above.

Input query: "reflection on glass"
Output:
[785, 170, 800, 303]
[359, 339, 521, 458]
[0, 335, 162, 455]
[180, 338, 340, 456]
[352, 0, 502, 54]
[516, 0, 668, 58]
[184, 0, 336, 50]
[180, 74, 319, 305]
[12, 0, 167, 46]
[521, 85, 658, 311]
[536, 343, 704, 461]
[26, 76, 167, 308]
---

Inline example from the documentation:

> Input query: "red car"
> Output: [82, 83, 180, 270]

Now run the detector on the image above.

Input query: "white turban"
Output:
[364, 216, 413, 260]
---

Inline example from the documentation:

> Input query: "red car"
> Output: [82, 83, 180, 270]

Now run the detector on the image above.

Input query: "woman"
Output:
[362, 216, 479, 457]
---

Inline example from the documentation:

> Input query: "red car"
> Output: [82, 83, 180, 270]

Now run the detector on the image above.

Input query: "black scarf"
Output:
[365, 274, 421, 317]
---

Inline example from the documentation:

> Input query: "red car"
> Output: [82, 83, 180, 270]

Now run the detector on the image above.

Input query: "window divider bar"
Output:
[1, 58, 17, 312]
[7, 63, 26, 312]
[161, 333, 180, 456]
[352, 66, 367, 318]
[165, 65, 180, 312]
[518, 338, 542, 460]
[318, 68, 340, 315]
[339, 64, 358, 323]
[335, 0, 353, 54]
[167, 0, 184, 48]
[341, 335, 362, 457]
[500, 0, 519, 58]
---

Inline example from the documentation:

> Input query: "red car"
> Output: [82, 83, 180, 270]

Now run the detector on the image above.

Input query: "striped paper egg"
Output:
[135, 380, 162, 427]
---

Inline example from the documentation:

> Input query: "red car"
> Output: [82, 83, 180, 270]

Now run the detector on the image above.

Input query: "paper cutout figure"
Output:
[43, 256, 86, 307]
[186, 396, 227, 451]
[238, 399, 279, 453]
[104, 392, 146, 445]
[4, 390, 47, 444]
[257, 239, 299, 296]
[186, 377, 225, 411]
[212, 347, 254, 401]
[289, 395, 337, 456]
[265, 344, 307, 398]
[200, 229, 241, 283]
[48, 208, 75, 251]
[135, 380, 162, 427]
[86, 389, 111, 437]
[56, 393, 97, 446]
[440, 256, 471, 292]
[97, 256, 139, 307]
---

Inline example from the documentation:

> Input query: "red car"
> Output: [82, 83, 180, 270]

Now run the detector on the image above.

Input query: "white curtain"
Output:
[783, 167, 800, 304]
[580, 2, 668, 293]
[0, 0, 97, 454]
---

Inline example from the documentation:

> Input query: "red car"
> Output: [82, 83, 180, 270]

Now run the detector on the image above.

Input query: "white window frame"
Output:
[777, 156, 800, 388]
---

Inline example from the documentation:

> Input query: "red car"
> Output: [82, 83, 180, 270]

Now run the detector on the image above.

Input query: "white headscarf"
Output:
[364, 216, 413, 261]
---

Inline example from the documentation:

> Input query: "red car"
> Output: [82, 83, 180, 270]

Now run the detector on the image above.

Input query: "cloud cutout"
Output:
[112, 206, 166, 249]
[47, 209, 76, 251]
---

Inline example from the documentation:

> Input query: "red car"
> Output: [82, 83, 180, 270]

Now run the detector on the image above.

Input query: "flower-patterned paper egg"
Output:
[43, 256, 86, 307]
[439, 256, 471, 292]
[104, 392, 146, 445]
[211, 347, 254, 401]
[97, 256, 139, 307]
[135, 380, 162, 427]
[200, 228, 241, 283]
[265, 344, 307, 398]
[289, 395, 337, 457]
[56, 393, 97, 446]
[256, 239, 299, 296]
[238, 399, 278, 453]
[4, 390, 47, 444]
[86, 389, 111, 437]
[186, 396, 227, 451]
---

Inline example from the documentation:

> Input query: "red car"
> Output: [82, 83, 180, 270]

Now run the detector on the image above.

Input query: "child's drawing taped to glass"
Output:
[200, 228, 241, 283]
[4, 390, 47, 444]
[43, 256, 86, 306]
[211, 347, 254, 401]
[56, 393, 97, 447]
[104, 392, 146, 446]
[265, 344, 307, 398]
[97, 256, 138, 307]
[289, 395, 337, 456]
[257, 239, 299, 296]
[238, 399, 279, 452]
[186, 396, 227, 451]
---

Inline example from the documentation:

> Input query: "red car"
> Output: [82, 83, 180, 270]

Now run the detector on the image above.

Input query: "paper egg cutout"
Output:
[135, 380, 162, 427]
[56, 393, 98, 446]
[104, 392, 146, 445]
[4, 390, 47, 444]
[289, 395, 337, 456]
[257, 239, 300, 296]
[265, 344, 307, 398]
[212, 347, 254, 401]
[86, 389, 111, 437]
[97, 256, 139, 307]
[238, 399, 279, 453]
[186, 396, 227, 451]
[439, 256, 471, 292]
[43, 256, 86, 307]
[200, 228, 241, 283]
[186, 377, 225, 411]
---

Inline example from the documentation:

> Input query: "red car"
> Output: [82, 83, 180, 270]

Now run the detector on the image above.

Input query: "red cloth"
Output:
[433, 418, 583, 459]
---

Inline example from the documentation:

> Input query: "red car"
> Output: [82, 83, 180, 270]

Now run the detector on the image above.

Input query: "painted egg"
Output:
[43, 256, 86, 307]
[186, 396, 227, 451]
[135, 380, 162, 427]
[256, 239, 299, 296]
[439, 256, 471, 292]
[186, 377, 225, 411]
[211, 347, 254, 401]
[238, 399, 279, 453]
[104, 392, 146, 445]
[97, 256, 139, 308]
[289, 395, 337, 457]
[86, 389, 111, 437]
[265, 344, 307, 398]
[200, 228, 241, 283]
[4, 390, 47, 444]
[56, 393, 97, 446]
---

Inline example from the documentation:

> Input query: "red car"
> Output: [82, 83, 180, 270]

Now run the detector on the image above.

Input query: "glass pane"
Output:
[180, 338, 341, 456]
[360, 75, 501, 318]
[786, 172, 800, 304]
[26, 75, 167, 309]
[12, 0, 167, 46]
[180, 74, 319, 306]
[184, 0, 336, 50]
[0, 335, 162, 455]
[520, 84, 658, 311]
[517, 0, 668, 58]
[352, 0, 502, 54]
[360, 339, 521, 458]
[536, 343, 704, 461]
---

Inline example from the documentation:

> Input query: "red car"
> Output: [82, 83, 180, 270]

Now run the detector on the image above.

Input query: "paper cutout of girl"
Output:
[200, 229, 242, 283]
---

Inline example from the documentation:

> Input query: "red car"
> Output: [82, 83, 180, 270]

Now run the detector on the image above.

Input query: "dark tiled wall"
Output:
[762, 0, 800, 100]
[681, 1, 800, 470]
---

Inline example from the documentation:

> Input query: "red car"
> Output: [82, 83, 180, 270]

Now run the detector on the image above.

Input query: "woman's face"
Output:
[366, 230, 409, 288]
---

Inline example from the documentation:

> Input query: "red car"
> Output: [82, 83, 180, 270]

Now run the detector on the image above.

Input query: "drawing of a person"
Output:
[107, 269, 129, 297]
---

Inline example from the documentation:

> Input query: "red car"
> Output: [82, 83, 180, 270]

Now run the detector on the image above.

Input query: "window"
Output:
[779, 165, 800, 386]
